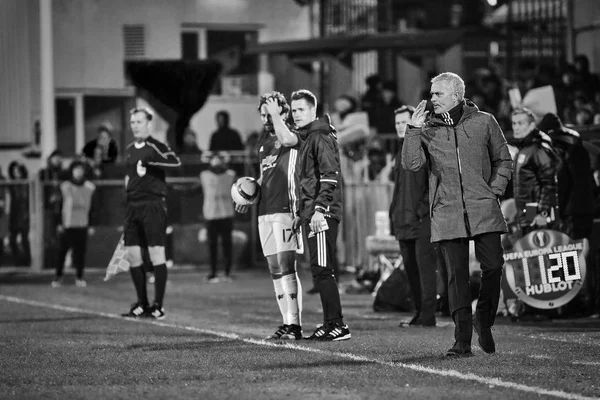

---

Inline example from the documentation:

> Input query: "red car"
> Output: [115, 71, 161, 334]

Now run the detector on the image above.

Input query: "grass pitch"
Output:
[0, 268, 599, 399]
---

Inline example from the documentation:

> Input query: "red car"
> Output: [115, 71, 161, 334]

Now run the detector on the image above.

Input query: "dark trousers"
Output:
[56, 227, 88, 279]
[9, 228, 31, 266]
[206, 218, 233, 276]
[306, 218, 344, 326]
[399, 237, 438, 322]
[438, 232, 503, 342]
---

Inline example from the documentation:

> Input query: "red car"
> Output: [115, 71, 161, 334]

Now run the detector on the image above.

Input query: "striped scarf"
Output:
[438, 102, 464, 127]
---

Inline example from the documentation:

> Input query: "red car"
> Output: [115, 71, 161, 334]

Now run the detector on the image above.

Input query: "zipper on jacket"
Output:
[453, 127, 471, 236]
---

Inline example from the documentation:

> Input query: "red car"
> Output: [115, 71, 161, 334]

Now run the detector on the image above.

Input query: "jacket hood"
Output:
[298, 115, 337, 140]
[515, 128, 552, 149]
[549, 127, 580, 147]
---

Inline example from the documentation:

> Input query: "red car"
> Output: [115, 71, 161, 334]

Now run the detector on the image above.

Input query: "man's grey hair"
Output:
[431, 72, 465, 101]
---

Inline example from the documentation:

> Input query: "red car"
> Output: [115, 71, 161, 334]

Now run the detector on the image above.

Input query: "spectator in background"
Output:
[0, 167, 7, 265]
[8, 161, 31, 266]
[361, 140, 390, 183]
[574, 54, 600, 99]
[180, 127, 203, 156]
[176, 152, 236, 282]
[83, 123, 118, 165]
[209, 110, 244, 152]
[511, 108, 559, 235]
[39, 150, 67, 268]
[537, 113, 595, 240]
[51, 161, 97, 288]
[361, 74, 383, 130]
[481, 75, 503, 113]
[331, 94, 370, 182]
[373, 81, 402, 137]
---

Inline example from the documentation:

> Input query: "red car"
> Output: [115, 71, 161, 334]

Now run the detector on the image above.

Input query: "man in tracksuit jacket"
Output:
[403, 73, 512, 356]
[291, 89, 350, 341]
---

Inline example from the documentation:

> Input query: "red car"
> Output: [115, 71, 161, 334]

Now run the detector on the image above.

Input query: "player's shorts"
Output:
[124, 201, 167, 247]
[258, 213, 301, 256]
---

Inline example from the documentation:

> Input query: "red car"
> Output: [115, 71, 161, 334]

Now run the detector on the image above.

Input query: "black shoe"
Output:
[148, 303, 165, 320]
[399, 314, 421, 327]
[413, 317, 436, 327]
[473, 316, 495, 354]
[322, 324, 351, 341]
[446, 341, 472, 357]
[121, 302, 149, 318]
[305, 324, 328, 340]
[266, 324, 289, 340]
[279, 324, 303, 340]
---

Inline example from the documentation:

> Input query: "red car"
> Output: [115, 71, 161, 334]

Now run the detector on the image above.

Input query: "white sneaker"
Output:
[75, 279, 87, 287]
[51, 279, 62, 288]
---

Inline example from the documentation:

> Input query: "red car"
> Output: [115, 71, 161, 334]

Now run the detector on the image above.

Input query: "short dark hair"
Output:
[291, 89, 317, 108]
[394, 105, 415, 117]
[130, 107, 154, 121]
[258, 91, 290, 116]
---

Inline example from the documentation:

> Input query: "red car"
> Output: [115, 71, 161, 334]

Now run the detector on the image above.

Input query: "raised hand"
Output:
[265, 97, 282, 117]
[411, 100, 430, 127]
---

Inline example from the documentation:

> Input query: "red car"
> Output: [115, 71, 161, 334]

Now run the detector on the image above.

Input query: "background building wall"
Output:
[52, 0, 311, 90]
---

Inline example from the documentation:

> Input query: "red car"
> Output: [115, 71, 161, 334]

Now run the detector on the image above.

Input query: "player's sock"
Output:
[281, 271, 302, 326]
[272, 273, 288, 325]
[153, 263, 167, 308]
[129, 265, 148, 306]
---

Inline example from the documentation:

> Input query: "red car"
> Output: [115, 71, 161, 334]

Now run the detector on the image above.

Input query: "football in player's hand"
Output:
[231, 177, 260, 205]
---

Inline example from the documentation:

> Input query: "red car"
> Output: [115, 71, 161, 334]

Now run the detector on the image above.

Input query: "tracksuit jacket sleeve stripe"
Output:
[146, 141, 182, 169]
[314, 135, 340, 209]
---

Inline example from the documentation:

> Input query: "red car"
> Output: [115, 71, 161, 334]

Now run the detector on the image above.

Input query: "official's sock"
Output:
[129, 265, 148, 306]
[272, 273, 288, 325]
[281, 271, 302, 326]
[153, 263, 167, 308]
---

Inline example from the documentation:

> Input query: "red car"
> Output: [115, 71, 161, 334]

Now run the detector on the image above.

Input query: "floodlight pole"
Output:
[40, 0, 56, 161]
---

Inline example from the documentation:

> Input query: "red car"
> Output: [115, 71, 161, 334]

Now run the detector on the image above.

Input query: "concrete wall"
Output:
[52, 0, 311, 90]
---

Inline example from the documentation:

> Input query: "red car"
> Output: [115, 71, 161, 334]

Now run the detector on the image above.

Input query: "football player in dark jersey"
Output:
[236, 92, 304, 340]
[121, 107, 181, 320]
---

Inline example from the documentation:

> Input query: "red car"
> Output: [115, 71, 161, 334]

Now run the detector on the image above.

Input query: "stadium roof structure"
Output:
[246, 27, 502, 58]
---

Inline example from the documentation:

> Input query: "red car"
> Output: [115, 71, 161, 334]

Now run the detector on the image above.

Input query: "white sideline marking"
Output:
[0, 295, 596, 400]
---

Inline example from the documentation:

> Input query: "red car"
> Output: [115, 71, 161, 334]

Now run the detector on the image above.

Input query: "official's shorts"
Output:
[124, 201, 167, 247]
[258, 213, 301, 256]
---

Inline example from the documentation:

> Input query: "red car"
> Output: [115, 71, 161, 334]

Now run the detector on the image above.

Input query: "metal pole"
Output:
[40, 0, 56, 161]
[506, 0, 513, 80]
[565, 0, 575, 64]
